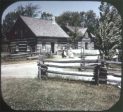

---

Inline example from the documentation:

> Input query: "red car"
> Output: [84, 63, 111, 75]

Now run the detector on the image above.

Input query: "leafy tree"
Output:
[2, 12, 17, 39]
[84, 10, 99, 34]
[22, 3, 39, 17]
[41, 12, 53, 20]
[56, 10, 98, 29]
[56, 11, 81, 26]
[2, 3, 39, 38]
[95, 2, 122, 60]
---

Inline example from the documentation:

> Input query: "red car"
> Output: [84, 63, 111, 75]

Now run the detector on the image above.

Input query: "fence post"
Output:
[41, 64, 48, 79]
[37, 54, 48, 79]
[93, 64, 100, 85]
[37, 54, 44, 79]
[99, 61, 108, 84]
[38, 66, 42, 79]
[93, 61, 108, 85]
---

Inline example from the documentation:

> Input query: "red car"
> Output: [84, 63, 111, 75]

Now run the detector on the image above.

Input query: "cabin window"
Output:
[85, 42, 88, 49]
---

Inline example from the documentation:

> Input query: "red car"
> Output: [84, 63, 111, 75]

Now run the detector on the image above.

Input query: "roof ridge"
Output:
[20, 15, 52, 22]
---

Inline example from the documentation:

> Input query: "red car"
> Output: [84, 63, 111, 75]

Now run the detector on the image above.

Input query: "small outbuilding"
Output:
[63, 25, 96, 49]
[8, 16, 69, 54]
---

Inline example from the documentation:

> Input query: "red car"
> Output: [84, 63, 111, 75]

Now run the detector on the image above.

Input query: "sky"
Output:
[2, 1, 101, 22]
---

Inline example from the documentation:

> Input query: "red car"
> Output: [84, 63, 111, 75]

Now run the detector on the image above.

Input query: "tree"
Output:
[56, 11, 98, 30]
[2, 3, 39, 38]
[41, 12, 53, 20]
[2, 12, 17, 39]
[95, 2, 122, 60]
[22, 3, 39, 17]
[84, 10, 99, 34]
[56, 11, 81, 26]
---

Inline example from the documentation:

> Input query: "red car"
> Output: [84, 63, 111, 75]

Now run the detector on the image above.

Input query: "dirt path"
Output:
[1, 61, 38, 78]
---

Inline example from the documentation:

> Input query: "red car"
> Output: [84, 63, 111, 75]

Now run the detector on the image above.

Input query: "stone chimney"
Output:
[52, 16, 56, 24]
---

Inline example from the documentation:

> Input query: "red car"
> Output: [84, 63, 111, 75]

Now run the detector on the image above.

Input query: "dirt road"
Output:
[1, 61, 38, 78]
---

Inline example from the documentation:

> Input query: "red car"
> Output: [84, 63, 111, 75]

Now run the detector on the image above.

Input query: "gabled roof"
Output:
[20, 16, 69, 38]
[66, 25, 88, 37]
[65, 25, 95, 38]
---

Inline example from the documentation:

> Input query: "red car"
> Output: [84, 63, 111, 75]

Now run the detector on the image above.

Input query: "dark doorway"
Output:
[51, 42, 54, 53]
[85, 42, 88, 49]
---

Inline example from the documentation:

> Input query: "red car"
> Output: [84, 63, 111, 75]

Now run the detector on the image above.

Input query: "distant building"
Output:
[8, 16, 69, 54]
[62, 25, 96, 49]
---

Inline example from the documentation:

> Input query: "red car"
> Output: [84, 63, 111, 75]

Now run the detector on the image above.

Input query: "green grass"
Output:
[1, 77, 120, 111]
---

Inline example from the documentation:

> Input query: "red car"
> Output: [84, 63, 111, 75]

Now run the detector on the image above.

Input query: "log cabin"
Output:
[8, 16, 69, 54]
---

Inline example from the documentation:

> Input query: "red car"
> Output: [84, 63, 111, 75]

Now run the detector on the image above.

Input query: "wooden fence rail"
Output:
[43, 63, 121, 72]
[46, 64, 80, 69]
[106, 61, 121, 65]
[38, 64, 121, 78]
[44, 59, 98, 63]
[37, 57, 121, 83]
[47, 70, 93, 77]
[44, 59, 121, 65]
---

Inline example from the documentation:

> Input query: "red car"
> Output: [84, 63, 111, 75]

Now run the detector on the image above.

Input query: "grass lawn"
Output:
[1, 77, 120, 111]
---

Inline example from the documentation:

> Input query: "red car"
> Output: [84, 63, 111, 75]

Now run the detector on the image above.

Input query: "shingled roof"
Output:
[66, 25, 95, 37]
[20, 16, 69, 38]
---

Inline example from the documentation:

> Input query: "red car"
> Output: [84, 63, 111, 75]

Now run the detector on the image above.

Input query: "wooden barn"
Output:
[8, 16, 69, 54]
[62, 25, 96, 49]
